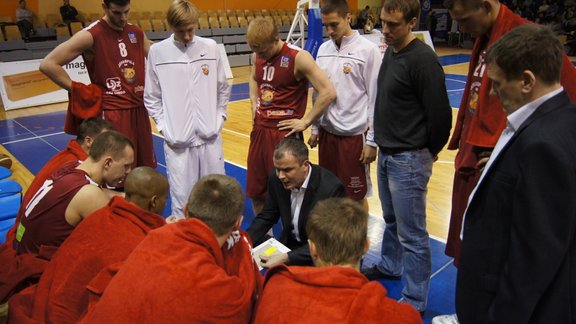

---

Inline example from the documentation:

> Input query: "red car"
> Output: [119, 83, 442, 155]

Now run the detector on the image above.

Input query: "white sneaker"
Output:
[432, 314, 459, 324]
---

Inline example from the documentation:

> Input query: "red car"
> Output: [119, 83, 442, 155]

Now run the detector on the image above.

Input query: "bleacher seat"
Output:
[55, 25, 70, 37]
[0, 40, 27, 51]
[69, 21, 84, 35]
[281, 15, 292, 26]
[130, 12, 141, 20]
[87, 13, 101, 22]
[151, 19, 165, 31]
[141, 12, 152, 20]
[0, 180, 22, 198]
[218, 17, 230, 28]
[0, 194, 21, 244]
[0, 49, 33, 62]
[145, 30, 170, 41]
[0, 167, 11, 180]
[223, 35, 247, 44]
[198, 17, 209, 29]
[236, 43, 251, 53]
[228, 54, 250, 67]
[195, 29, 212, 37]
[139, 19, 153, 32]
[229, 16, 240, 28]
[44, 14, 63, 28]
[208, 17, 219, 29]
[225, 44, 236, 54]
[272, 16, 283, 26]
[238, 17, 248, 28]
[4, 25, 22, 41]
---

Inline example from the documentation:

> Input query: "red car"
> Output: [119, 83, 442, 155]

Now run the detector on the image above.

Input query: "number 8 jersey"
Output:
[83, 20, 146, 110]
[253, 43, 309, 128]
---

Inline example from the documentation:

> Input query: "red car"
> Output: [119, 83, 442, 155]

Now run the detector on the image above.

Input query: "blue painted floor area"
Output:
[438, 54, 471, 66]
[231, 82, 250, 101]
[445, 74, 467, 108]
[1, 110, 456, 322]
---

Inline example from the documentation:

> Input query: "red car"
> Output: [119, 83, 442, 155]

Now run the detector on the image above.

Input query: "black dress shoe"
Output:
[360, 265, 402, 280]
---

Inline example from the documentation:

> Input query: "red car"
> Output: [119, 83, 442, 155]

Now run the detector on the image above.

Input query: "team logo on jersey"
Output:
[261, 89, 274, 106]
[280, 56, 290, 68]
[267, 109, 294, 117]
[128, 32, 137, 44]
[106, 77, 122, 92]
[118, 59, 137, 83]
[343, 63, 353, 74]
[201, 64, 209, 75]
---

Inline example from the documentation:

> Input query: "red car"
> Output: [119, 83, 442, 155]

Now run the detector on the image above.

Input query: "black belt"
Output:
[379, 146, 424, 155]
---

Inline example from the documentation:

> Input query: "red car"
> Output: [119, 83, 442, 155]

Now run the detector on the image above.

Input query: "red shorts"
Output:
[318, 129, 369, 201]
[103, 107, 156, 168]
[246, 125, 302, 199]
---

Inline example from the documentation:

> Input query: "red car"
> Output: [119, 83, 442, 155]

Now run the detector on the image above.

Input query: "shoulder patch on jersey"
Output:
[128, 32, 137, 44]
[280, 56, 290, 68]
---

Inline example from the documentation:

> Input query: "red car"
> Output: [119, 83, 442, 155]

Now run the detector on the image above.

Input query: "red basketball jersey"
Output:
[17, 163, 96, 256]
[84, 20, 146, 110]
[253, 43, 309, 128]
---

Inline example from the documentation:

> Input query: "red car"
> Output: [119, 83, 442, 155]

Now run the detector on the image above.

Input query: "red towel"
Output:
[64, 82, 102, 135]
[0, 244, 48, 304]
[81, 219, 262, 323]
[254, 265, 422, 323]
[7, 196, 165, 323]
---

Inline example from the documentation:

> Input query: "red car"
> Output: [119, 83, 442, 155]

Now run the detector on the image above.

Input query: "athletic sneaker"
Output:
[432, 314, 459, 324]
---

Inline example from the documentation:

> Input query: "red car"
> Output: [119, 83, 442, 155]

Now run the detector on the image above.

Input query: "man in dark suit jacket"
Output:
[456, 24, 576, 324]
[247, 138, 345, 268]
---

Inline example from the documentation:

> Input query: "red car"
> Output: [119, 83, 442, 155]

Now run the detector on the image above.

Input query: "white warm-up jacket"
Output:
[145, 35, 230, 148]
[314, 31, 382, 146]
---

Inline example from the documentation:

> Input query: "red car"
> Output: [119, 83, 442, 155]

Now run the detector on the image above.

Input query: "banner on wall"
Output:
[305, 7, 323, 58]
[0, 56, 90, 111]
[434, 9, 450, 40]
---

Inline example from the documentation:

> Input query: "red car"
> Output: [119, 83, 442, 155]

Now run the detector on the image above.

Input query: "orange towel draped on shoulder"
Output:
[81, 218, 262, 323]
[7, 196, 166, 323]
[254, 265, 422, 324]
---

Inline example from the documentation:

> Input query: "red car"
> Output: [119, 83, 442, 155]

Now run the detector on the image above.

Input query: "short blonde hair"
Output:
[166, 0, 198, 28]
[306, 198, 368, 266]
[246, 17, 279, 47]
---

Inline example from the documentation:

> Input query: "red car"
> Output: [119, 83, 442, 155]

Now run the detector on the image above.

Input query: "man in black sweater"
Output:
[361, 0, 452, 314]
[60, 0, 79, 24]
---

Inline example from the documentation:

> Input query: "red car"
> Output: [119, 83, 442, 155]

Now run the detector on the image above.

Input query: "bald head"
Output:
[124, 167, 169, 215]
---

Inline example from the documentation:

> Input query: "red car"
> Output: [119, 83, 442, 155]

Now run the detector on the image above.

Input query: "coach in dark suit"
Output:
[456, 24, 576, 324]
[247, 138, 345, 268]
